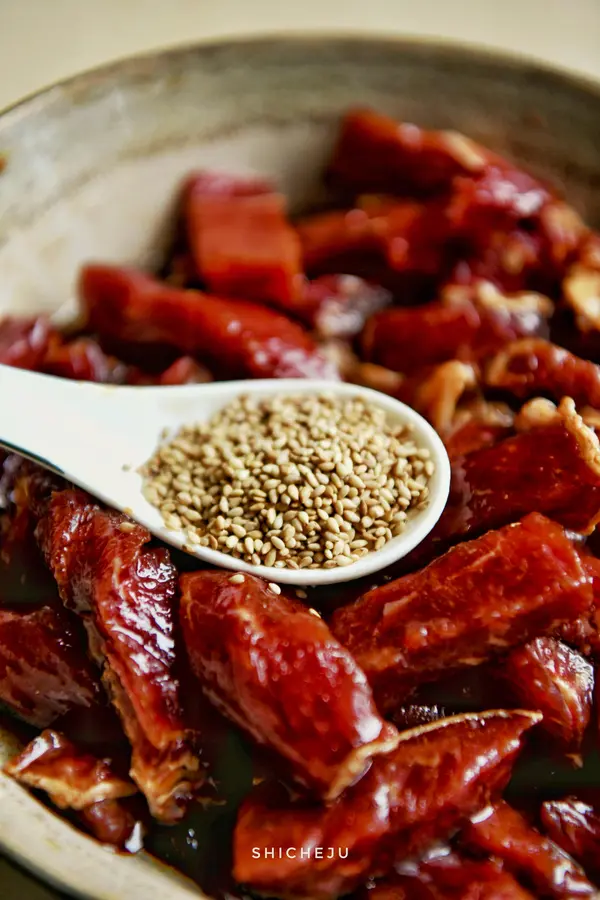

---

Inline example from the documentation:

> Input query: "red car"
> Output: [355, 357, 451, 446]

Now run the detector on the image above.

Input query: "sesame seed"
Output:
[229, 573, 245, 584]
[118, 522, 136, 534]
[268, 582, 282, 594]
[141, 393, 433, 570]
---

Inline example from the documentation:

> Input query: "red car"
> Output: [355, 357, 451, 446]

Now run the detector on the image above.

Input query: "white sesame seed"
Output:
[118, 522, 137, 534]
[141, 393, 433, 570]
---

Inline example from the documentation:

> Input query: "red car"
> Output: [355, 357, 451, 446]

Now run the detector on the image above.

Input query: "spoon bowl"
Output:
[0, 365, 450, 585]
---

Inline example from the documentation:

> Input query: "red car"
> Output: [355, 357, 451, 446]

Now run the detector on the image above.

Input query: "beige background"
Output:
[0, 0, 600, 111]
[0, 0, 599, 897]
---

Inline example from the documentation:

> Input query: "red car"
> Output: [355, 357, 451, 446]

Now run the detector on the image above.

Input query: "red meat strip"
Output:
[233, 709, 540, 900]
[448, 162, 550, 233]
[0, 605, 100, 727]
[362, 283, 551, 374]
[25, 474, 202, 822]
[187, 191, 302, 305]
[431, 397, 600, 547]
[362, 301, 481, 374]
[41, 336, 213, 386]
[555, 553, 600, 660]
[151, 356, 211, 385]
[79, 799, 144, 850]
[295, 275, 392, 339]
[360, 849, 535, 899]
[182, 170, 273, 202]
[297, 196, 452, 277]
[127, 355, 213, 386]
[447, 228, 550, 294]
[79, 264, 338, 379]
[498, 637, 594, 755]
[296, 206, 383, 272]
[485, 338, 600, 408]
[41, 336, 130, 383]
[328, 109, 489, 195]
[541, 797, 600, 881]
[163, 170, 273, 289]
[180, 571, 398, 800]
[5, 729, 143, 851]
[443, 400, 515, 459]
[330, 514, 593, 710]
[5, 728, 135, 809]
[462, 800, 596, 897]
[0, 316, 54, 369]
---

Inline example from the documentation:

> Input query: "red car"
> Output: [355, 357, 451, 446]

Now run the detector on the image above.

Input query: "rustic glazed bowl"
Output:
[0, 35, 599, 900]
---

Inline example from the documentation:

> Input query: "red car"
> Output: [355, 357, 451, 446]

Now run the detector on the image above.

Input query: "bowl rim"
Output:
[0, 29, 599, 900]
[1, 30, 600, 128]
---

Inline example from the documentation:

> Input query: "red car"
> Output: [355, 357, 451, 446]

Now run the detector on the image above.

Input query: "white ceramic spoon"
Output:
[0, 366, 450, 585]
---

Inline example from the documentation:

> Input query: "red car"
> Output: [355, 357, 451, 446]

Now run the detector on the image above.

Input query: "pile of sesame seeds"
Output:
[142, 393, 432, 571]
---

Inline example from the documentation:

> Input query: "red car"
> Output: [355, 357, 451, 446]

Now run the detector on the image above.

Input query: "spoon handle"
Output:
[0, 364, 127, 483]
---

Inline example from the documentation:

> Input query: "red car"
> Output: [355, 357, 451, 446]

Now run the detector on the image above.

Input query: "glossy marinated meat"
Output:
[296, 275, 392, 338]
[431, 398, 600, 547]
[330, 514, 592, 709]
[180, 571, 398, 800]
[299, 188, 559, 297]
[5, 728, 135, 809]
[328, 108, 488, 195]
[162, 171, 273, 288]
[5, 729, 143, 851]
[498, 637, 594, 755]
[447, 228, 550, 293]
[329, 110, 556, 270]
[0, 316, 54, 369]
[0, 605, 100, 727]
[187, 191, 302, 305]
[360, 850, 535, 899]
[555, 554, 600, 660]
[485, 338, 600, 407]
[127, 355, 213, 386]
[379, 198, 456, 276]
[41, 336, 130, 383]
[298, 196, 453, 278]
[35, 333, 213, 386]
[79, 264, 338, 380]
[31, 481, 202, 821]
[4, 112, 600, 897]
[150, 355, 212, 385]
[233, 709, 539, 900]
[362, 301, 481, 374]
[79, 799, 144, 851]
[462, 800, 596, 897]
[541, 797, 600, 881]
[448, 163, 551, 236]
[443, 400, 515, 459]
[362, 283, 551, 375]
[297, 206, 386, 273]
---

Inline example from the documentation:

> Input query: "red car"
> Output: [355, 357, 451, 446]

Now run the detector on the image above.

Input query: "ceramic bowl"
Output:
[0, 35, 599, 900]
